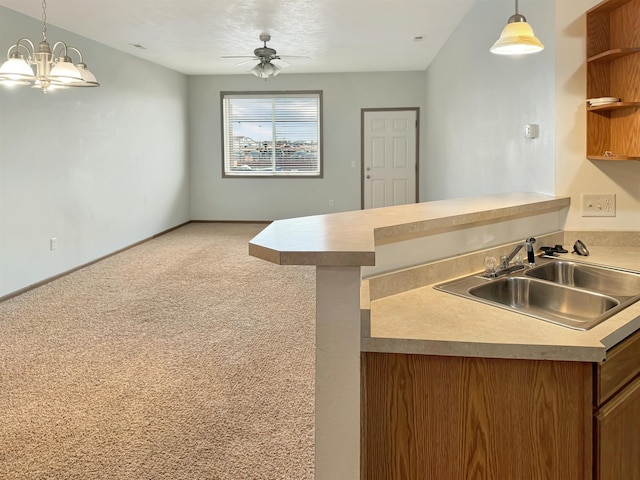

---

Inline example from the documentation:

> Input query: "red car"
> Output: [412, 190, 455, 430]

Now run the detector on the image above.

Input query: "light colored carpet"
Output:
[0, 223, 315, 479]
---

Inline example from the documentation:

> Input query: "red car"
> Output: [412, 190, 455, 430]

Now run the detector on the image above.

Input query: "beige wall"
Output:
[555, 0, 640, 231]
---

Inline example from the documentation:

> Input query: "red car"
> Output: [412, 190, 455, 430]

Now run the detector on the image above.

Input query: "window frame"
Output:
[220, 90, 323, 179]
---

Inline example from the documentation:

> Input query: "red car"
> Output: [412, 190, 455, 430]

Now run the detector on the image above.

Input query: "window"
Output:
[221, 91, 322, 177]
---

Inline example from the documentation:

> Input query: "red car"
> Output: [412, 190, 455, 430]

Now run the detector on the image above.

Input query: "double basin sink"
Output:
[435, 257, 640, 330]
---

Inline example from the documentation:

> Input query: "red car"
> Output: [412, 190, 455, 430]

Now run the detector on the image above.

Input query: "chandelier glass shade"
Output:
[490, 0, 544, 55]
[251, 60, 281, 79]
[0, 0, 99, 92]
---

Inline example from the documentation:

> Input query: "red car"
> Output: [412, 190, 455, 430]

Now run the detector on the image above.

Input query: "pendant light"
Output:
[0, 0, 99, 92]
[490, 0, 544, 55]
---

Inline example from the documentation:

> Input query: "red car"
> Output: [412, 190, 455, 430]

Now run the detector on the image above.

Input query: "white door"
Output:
[362, 109, 418, 209]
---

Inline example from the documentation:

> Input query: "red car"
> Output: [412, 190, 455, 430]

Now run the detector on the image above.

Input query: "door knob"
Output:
[366, 175, 371, 179]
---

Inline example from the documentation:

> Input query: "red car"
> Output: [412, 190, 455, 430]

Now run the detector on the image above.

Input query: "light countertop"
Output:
[363, 246, 640, 362]
[248, 192, 638, 362]
[249, 192, 569, 266]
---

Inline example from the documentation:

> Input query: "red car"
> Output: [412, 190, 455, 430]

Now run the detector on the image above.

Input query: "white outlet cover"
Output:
[581, 193, 616, 217]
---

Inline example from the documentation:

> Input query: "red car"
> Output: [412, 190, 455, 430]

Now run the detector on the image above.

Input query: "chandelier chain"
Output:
[41, 0, 47, 41]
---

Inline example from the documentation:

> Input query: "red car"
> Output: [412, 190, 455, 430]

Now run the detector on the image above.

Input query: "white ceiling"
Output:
[0, 0, 477, 76]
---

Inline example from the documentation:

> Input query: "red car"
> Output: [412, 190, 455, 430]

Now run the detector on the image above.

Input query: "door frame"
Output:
[360, 107, 420, 209]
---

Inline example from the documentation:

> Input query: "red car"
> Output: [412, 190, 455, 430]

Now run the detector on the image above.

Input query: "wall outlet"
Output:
[50, 237, 57, 250]
[329, 199, 335, 207]
[581, 194, 616, 217]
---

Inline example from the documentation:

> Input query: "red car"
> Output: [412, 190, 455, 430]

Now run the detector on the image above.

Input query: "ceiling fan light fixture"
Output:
[490, 0, 544, 55]
[223, 34, 301, 79]
[251, 61, 281, 79]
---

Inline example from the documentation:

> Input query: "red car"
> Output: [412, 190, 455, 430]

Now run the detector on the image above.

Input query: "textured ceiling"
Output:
[0, 0, 477, 75]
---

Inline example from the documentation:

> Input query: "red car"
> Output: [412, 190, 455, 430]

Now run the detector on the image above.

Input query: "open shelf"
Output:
[587, 155, 640, 161]
[586, 0, 640, 162]
[587, 101, 640, 112]
[588, 47, 640, 63]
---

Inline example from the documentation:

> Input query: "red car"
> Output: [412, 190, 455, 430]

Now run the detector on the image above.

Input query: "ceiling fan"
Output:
[222, 34, 308, 79]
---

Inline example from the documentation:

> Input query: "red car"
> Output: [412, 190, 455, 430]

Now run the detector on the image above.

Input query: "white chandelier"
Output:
[0, 0, 99, 92]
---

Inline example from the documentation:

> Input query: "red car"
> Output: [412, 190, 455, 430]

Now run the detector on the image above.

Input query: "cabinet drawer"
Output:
[597, 329, 640, 406]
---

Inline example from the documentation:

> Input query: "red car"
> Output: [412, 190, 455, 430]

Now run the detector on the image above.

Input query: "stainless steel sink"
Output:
[435, 257, 640, 330]
[469, 277, 619, 329]
[525, 260, 640, 297]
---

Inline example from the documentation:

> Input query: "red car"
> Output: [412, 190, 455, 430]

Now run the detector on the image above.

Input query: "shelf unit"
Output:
[587, 101, 640, 112]
[586, 0, 640, 161]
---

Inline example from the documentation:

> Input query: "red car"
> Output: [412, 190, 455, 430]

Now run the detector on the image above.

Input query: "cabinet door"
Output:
[596, 376, 640, 480]
[361, 353, 592, 480]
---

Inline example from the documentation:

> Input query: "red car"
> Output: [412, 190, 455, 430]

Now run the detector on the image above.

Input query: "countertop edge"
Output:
[249, 243, 376, 266]
[361, 337, 607, 362]
[599, 317, 640, 350]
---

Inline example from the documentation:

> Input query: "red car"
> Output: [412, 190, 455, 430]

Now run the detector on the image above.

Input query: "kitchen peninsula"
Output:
[249, 193, 640, 480]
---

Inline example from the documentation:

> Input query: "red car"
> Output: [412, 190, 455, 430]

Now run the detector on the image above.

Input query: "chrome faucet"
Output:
[501, 237, 537, 269]
[501, 244, 524, 269]
[484, 238, 537, 278]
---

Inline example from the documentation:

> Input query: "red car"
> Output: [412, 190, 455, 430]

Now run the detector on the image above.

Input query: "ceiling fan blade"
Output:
[271, 58, 290, 68]
[236, 58, 259, 66]
[221, 55, 257, 59]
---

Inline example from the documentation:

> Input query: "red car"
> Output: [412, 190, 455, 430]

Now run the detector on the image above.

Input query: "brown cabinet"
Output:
[594, 330, 640, 479]
[586, 0, 640, 161]
[361, 329, 640, 480]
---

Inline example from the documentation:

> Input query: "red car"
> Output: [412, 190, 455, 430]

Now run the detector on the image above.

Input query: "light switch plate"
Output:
[524, 124, 539, 139]
[581, 194, 616, 217]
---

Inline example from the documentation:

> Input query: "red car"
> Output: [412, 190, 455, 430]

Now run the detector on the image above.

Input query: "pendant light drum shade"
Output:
[491, 18, 544, 55]
[490, 1, 544, 55]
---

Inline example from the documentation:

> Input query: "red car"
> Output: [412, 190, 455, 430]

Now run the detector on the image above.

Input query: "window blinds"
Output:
[222, 91, 322, 177]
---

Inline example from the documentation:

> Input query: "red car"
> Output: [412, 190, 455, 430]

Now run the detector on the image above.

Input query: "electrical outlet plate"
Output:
[581, 194, 616, 217]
